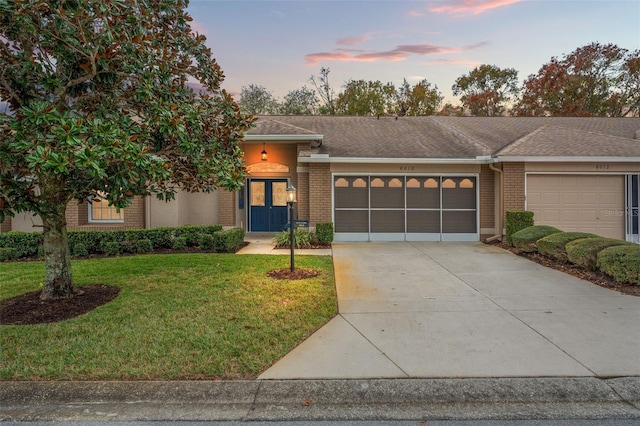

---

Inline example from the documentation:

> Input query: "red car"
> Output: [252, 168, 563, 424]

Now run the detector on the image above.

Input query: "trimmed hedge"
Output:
[212, 228, 245, 253]
[315, 222, 334, 244]
[537, 232, 599, 263]
[566, 237, 633, 271]
[597, 244, 640, 285]
[505, 211, 534, 245]
[511, 225, 562, 252]
[0, 231, 42, 258]
[0, 224, 232, 259]
[0, 247, 18, 261]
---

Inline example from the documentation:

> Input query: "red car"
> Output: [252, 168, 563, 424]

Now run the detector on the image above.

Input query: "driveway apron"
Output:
[259, 242, 640, 379]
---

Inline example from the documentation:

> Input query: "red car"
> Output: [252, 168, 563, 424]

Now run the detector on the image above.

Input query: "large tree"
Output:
[452, 64, 519, 116]
[394, 78, 443, 116]
[281, 86, 319, 115]
[515, 43, 640, 117]
[336, 79, 395, 116]
[0, 0, 253, 299]
[238, 84, 280, 115]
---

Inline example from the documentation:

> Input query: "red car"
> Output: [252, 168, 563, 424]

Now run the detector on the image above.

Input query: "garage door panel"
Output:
[334, 175, 478, 241]
[527, 175, 624, 239]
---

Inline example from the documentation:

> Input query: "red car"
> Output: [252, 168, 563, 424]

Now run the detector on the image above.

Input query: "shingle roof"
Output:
[495, 125, 640, 157]
[248, 116, 640, 160]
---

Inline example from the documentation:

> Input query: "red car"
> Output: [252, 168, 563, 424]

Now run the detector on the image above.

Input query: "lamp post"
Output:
[286, 184, 297, 272]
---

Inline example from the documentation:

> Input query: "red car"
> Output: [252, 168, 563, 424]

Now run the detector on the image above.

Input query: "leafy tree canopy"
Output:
[515, 42, 640, 117]
[395, 78, 443, 116]
[0, 0, 253, 298]
[238, 84, 280, 115]
[281, 86, 319, 115]
[452, 64, 519, 116]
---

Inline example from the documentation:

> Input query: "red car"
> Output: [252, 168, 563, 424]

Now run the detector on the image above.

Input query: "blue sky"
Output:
[186, 0, 640, 105]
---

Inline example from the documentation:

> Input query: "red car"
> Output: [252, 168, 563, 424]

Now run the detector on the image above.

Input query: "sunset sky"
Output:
[188, 0, 637, 105]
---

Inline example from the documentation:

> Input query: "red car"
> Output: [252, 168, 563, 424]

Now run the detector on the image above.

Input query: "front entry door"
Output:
[249, 179, 289, 232]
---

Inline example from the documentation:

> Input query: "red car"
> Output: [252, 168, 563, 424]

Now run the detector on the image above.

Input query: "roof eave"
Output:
[244, 134, 324, 141]
[496, 156, 640, 162]
[299, 156, 495, 164]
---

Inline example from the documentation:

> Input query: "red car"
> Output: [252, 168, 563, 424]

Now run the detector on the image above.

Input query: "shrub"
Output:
[135, 239, 153, 254]
[597, 244, 640, 285]
[274, 228, 314, 249]
[172, 236, 188, 250]
[315, 222, 334, 244]
[566, 237, 633, 271]
[505, 211, 534, 245]
[175, 225, 222, 247]
[0, 231, 42, 258]
[511, 225, 562, 252]
[143, 228, 174, 249]
[0, 247, 18, 261]
[68, 231, 103, 255]
[537, 232, 599, 263]
[212, 228, 245, 253]
[72, 242, 89, 257]
[101, 241, 121, 256]
[197, 233, 215, 250]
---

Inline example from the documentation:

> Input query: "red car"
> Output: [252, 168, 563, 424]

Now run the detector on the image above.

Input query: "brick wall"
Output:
[503, 162, 526, 215]
[297, 168, 310, 221]
[218, 188, 236, 227]
[479, 164, 495, 229]
[0, 216, 11, 233]
[308, 163, 332, 225]
[66, 196, 145, 231]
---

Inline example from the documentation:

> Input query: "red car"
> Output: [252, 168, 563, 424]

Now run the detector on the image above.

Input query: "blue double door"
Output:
[248, 179, 289, 232]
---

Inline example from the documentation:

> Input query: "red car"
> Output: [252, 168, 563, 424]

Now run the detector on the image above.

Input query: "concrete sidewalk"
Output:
[237, 233, 332, 256]
[260, 242, 640, 379]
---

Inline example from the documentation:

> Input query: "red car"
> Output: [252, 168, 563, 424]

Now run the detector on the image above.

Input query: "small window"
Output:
[335, 178, 349, 188]
[371, 178, 385, 188]
[407, 178, 420, 188]
[353, 178, 367, 188]
[424, 178, 439, 188]
[442, 178, 456, 189]
[460, 178, 474, 189]
[388, 178, 403, 188]
[89, 193, 124, 222]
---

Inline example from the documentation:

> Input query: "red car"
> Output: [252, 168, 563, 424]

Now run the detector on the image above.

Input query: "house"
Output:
[2, 116, 640, 244]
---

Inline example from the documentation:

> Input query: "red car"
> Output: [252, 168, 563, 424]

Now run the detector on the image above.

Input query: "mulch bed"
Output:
[267, 268, 319, 280]
[487, 241, 640, 297]
[0, 285, 120, 326]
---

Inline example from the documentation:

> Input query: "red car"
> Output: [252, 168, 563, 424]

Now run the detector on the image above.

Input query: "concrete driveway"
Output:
[259, 242, 640, 379]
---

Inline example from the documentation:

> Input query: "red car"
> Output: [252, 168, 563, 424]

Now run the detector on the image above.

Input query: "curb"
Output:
[2, 377, 640, 421]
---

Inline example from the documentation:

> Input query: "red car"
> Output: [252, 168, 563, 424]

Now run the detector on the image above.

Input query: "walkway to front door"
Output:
[248, 179, 288, 232]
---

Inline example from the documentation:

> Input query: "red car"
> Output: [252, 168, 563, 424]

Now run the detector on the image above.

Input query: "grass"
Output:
[0, 254, 337, 380]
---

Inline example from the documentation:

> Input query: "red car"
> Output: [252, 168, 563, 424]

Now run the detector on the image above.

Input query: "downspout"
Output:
[487, 162, 503, 242]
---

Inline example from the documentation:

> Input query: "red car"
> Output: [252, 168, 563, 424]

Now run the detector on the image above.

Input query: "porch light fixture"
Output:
[261, 143, 267, 161]
[287, 184, 297, 271]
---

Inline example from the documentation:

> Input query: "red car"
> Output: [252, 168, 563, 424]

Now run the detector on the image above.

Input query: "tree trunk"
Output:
[40, 213, 74, 300]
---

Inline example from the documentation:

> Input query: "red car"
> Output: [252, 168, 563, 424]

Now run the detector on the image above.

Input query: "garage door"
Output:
[333, 175, 478, 242]
[526, 174, 625, 239]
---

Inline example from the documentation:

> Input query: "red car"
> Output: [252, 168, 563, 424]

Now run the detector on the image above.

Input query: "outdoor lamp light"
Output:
[261, 143, 267, 161]
[286, 184, 297, 204]
[287, 184, 297, 271]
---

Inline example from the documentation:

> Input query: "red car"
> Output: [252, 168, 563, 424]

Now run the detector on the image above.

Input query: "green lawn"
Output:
[0, 254, 336, 380]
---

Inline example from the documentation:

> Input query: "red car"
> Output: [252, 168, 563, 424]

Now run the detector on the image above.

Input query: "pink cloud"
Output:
[429, 0, 521, 15]
[305, 42, 485, 65]
[336, 34, 372, 46]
